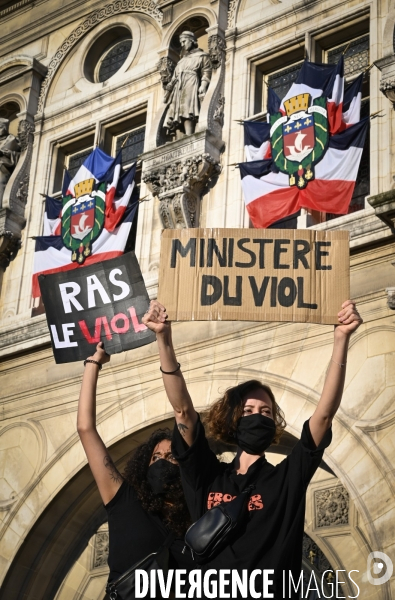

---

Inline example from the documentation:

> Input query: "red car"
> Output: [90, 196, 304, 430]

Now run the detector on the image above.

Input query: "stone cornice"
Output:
[311, 207, 395, 249]
[0, 0, 33, 18]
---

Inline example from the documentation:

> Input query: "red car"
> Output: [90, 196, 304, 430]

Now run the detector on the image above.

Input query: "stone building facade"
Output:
[0, 0, 394, 598]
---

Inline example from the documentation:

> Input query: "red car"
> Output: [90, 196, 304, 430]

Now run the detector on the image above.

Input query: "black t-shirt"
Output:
[105, 481, 192, 583]
[172, 416, 332, 599]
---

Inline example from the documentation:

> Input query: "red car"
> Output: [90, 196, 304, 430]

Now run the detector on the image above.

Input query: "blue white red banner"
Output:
[33, 148, 137, 298]
[241, 58, 368, 228]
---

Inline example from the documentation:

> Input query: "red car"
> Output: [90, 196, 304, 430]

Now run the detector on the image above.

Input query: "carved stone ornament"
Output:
[208, 35, 226, 70]
[0, 119, 35, 271]
[93, 529, 109, 569]
[213, 94, 225, 128]
[367, 188, 395, 229]
[157, 56, 176, 89]
[37, 0, 163, 113]
[376, 55, 395, 108]
[144, 151, 220, 228]
[315, 485, 349, 528]
[18, 120, 35, 152]
[227, 0, 238, 28]
[380, 76, 395, 107]
[386, 287, 395, 309]
[0, 230, 22, 271]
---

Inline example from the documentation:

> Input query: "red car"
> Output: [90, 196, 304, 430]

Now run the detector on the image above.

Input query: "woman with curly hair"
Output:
[143, 299, 363, 598]
[77, 342, 192, 597]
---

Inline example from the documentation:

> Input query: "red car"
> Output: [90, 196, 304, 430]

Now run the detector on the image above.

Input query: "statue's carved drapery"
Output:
[0, 119, 21, 209]
[0, 119, 35, 272]
[163, 31, 212, 137]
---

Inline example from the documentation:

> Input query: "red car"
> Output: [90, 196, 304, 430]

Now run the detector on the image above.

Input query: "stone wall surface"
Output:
[0, 0, 394, 598]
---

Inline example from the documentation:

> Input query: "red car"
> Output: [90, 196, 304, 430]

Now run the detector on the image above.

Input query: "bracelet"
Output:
[84, 359, 102, 371]
[331, 359, 347, 367]
[160, 362, 181, 375]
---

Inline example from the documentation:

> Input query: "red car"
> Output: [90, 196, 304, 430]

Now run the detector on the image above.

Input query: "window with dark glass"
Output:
[115, 126, 145, 166]
[266, 62, 303, 101]
[95, 38, 132, 83]
[66, 147, 93, 180]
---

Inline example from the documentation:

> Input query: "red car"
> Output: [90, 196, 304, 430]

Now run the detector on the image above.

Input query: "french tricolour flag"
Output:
[244, 58, 345, 162]
[32, 201, 138, 298]
[240, 118, 369, 228]
[244, 121, 271, 162]
[33, 148, 138, 298]
[105, 161, 136, 231]
[65, 148, 116, 197]
[341, 73, 363, 129]
[43, 196, 62, 236]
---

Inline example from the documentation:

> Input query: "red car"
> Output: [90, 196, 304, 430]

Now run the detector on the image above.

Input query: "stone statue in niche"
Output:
[0, 118, 20, 207]
[164, 31, 212, 138]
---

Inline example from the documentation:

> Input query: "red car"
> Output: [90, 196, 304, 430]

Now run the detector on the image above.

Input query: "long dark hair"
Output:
[123, 428, 191, 537]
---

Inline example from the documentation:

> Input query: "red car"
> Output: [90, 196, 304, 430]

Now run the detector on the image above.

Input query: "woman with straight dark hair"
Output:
[77, 342, 192, 598]
[143, 299, 362, 599]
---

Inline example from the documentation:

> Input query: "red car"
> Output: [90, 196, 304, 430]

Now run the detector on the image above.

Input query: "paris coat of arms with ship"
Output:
[270, 92, 329, 189]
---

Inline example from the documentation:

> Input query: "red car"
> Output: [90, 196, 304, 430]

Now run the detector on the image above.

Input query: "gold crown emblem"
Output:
[74, 178, 94, 199]
[283, 93, 310, 117]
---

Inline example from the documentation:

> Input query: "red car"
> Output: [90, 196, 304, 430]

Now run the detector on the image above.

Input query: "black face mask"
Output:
[235, 413, 276, 455]
[147, 459, 179, 495]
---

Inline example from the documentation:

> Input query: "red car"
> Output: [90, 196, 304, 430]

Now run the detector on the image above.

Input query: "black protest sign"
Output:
[39, 253, 155, 363]
[159, 228, 350, 325]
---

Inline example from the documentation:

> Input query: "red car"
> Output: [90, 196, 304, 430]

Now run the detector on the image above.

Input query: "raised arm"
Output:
[77, 342, 123, 504]
[143, 301, 198, 446]
[309, 300, 362, 446]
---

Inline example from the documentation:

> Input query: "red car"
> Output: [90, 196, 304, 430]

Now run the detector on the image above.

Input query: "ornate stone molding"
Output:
[157, 56, 176, 89]
[0, 120, 35, 271]
[208, 35, 226, 70]
[376, 55, 395, 108]
[315, 485, 349, 528]
[380, 76, 395, 106]
[93, 529, 109, 569]
[367, 188, 395, 229]
[37, 0, 163, 113]
[10, 120, 34, 207]
[227, 0, 238, 29]
[144, 152, 220, 228]
[213, 93, 225, 128]
[0, 230, 22, 271]
[0, 0, 33, 18]
[386, 287, 395, 309]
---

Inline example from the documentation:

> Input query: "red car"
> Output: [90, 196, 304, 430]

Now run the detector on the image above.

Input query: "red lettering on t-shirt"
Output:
[207, 492, 262, 510]
[248, 494, 264, 511]
[223, 493, 237, 503]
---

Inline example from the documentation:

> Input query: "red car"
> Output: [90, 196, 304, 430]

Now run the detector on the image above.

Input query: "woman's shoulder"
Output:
[105, 480, 139, 510]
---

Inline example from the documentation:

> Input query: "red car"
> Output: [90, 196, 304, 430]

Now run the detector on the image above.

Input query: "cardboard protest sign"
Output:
[159, 229, 349, 325]
[39, 253, 155, 363]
